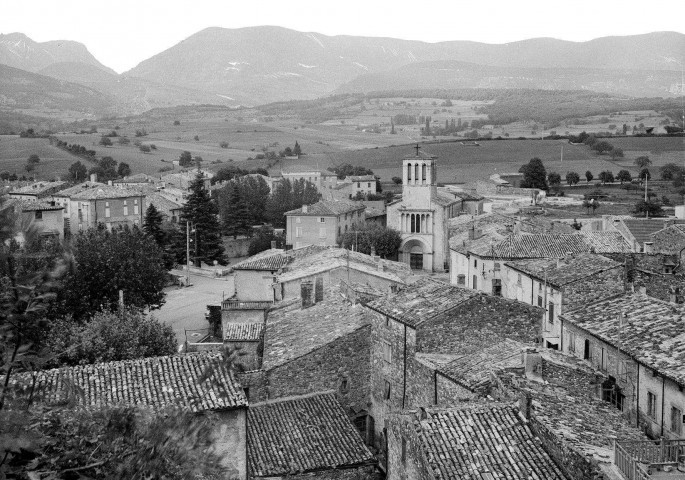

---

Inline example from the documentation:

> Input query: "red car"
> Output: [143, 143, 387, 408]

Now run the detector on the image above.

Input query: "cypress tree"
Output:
[179, 171, 226, 266]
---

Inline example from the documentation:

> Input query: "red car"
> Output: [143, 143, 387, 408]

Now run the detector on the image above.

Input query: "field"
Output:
[0, 136, 84, 179]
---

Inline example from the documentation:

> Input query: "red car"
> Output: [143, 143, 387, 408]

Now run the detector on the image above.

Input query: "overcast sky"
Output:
[2, 0, 684, 73]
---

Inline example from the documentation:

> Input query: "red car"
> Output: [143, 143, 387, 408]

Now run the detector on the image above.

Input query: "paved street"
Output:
[155, 271, 234, 349]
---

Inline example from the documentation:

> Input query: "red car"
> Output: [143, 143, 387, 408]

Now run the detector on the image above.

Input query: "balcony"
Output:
[615, 438, 685, 479]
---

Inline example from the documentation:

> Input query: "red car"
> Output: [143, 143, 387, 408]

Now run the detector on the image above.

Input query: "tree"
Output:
[60, 225, 167, 320]
[548, 172, 562, 186]
[616, 170, 632, 184]
[89, 156, 118, 182]
[635, 156, 652, 170]
[585, 170, 594, 183]
[633, 200, 664, 218]
[328, 164, 374, 179]
[143, 204, 175, 270]
[640, 168, 651, 181]
[565, 171, 580, 186]
[660, 163, 685, 181]
[339, 223, 402, 259]
[292, 178, 321, 207]
[582, 198, 600, 214]
[68, 161, 87, 182]
[47, 308, 176, 366]
[520, 158, 548, 190]
[392, 176, 402, 185]
[390, 119, 396, 134]
[610, 147, 624, 160]
[248, 226, 285, 256]
[117, 162, 131, 177]
[173, 119, 181, 125]
[265, 180, 294, 228]
[179, 171, 226, 267]
[219, 181, 251, 238]
[139, 144, 151, 153]
[179, 151, 193, 167]
[592, 140, 614, 155]
[24, 162, 35, 173]
[293, 141, 302, 156]
[622, 124, 628, 135]
[598, 170, 614, 184]
[99, 136, 113, 147]
[27, 154, 40, 164]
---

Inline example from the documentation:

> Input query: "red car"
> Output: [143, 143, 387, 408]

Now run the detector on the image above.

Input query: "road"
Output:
[154, 271, 234, 349]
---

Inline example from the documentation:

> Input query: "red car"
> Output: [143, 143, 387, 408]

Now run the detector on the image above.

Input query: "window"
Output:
[384, 380, 391, 400]
[367, 182, 371, 188]
[319, 217, 325, 223]
[319, 227, 326, 239]
[401, 438, 407, 464]
[338, 226, 341, 237]
[492, 279, 502, 297]
[647, 392, 657, 419]
[474, 259, 478, 268]
[568, 332, 576, 353]
[407, 163, 412, 181]
[422, 163, 426, 182]
[296, 227, 302, 238]
[123, 200, 129, 216]
[133, 198, 139, 215]
[494, 262, 500, 271]
[339, 377, 349, 394]
[34, 210, 42, 220]
[296, 217, 301, 223]
[671, 407, 683, 435]
[357, 182, 360, 188]
[548, 302, 555, 323]
[457, 274, 465, 285]
[517, 273, 522, 285]
[382, 341, 392, 363]
[473, 275, 477, 289]
[104, 201, 110, 218]
[537, 296, 543, 307]
[583, 339, 592, 360]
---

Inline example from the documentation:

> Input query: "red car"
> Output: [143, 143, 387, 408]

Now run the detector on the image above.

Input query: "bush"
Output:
[139, 145, 151, 153]
[219, 141, 229, 148]
[118, 136, 131, 145]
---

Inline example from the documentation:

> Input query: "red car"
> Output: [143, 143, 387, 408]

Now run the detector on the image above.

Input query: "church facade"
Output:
[386, 150, 461, 272]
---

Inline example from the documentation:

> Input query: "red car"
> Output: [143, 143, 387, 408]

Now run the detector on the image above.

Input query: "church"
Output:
[386, 148, 462, 272]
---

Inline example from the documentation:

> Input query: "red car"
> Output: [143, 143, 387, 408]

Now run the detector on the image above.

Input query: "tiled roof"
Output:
[365, 277, 478, 328]
[10, 181, 66, 195]
[262, 284, 373, 370]
[232, 249, 287, 271]
[277, 247, 411, 284]
[452, 190, 485, 201]
[16, 200, 64, 212]
[70, 185, 143, 200]
[15, 353, 247, 412]
[52, 181, 106, 197]
[247, 392, 374, 477]
[415, 404, 567, 480]
[346, 175, 376, 182]
[580, 231, 632, 253]
[432, 189, 461, 207]
[622, 219, 670, 244]
[146, 192, 183, 213]
[284, 200, 365, 216]
[438, 339, 527, 393]
[505, 253, 622, 288]
[561, 293, 685, 386]
[223, 323, 264, 341]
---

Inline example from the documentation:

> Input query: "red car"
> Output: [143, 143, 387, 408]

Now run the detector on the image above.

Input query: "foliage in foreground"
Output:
[339, 223, 402, 259]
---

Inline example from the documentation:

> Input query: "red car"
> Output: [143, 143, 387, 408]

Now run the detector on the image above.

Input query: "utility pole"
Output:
[186, 221, 191, 286]
[645, 174, 649, 219]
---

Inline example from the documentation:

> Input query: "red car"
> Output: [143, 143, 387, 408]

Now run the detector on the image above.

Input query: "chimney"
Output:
[270, 240, 277, 249]
[108, 180, 113, 186]
[301, 280, 314, 309]
[377, 260, 386, 272]
[670, 286, 681, 304]
[302, 204, 308, 213]
[644, 242, 654, 253]
[522, 347, 542, 381]
[505, 223, 514, 233]
[90, 173, 97, 183]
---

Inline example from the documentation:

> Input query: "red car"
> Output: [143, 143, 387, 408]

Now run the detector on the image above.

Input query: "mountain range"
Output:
[0, 28, 683, 116]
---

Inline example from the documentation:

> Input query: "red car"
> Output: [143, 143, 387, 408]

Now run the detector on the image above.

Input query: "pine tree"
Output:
[179, 171, 226, 266]
[293, 141, 301, 156]
[220, 181, 251, 238]
[390, 118, 395, 134]
[266, 180, 294, 228]
[143, 204, 165, 246]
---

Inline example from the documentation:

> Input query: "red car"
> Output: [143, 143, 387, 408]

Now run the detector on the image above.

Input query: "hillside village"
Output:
[3, 141, 685, 480]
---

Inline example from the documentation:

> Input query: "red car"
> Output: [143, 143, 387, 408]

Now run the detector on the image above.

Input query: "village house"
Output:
[650, 223, 685, 258]
[67, 185, 145, 234]
[51, 180, 105, 227]
[386, 149, 462, 272]
[9, 180, 66, 201]
[247, 392, 375, 478]
[280, 169, 338, 191]
[160, 169, 213, 190]
[450, 231, 631, 295]
[145, 191, 184, 223]
[502, 253, 625, 349]
[12, 199, 65, 239]
[608, 217, 685, 252]
[363, 277, 542, 471]
[112, 173, 157, 191]
[441, 186, 486, 215]
[15, 353, 249, 479]
[559, 292, 685, 439]
[285, 200, 365, 248]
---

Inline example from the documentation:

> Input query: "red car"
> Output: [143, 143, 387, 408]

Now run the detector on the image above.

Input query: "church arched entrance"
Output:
[400, 238, 432, 272]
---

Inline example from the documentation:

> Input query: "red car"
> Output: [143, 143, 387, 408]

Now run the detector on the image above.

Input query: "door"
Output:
[410, 253, 423, 270]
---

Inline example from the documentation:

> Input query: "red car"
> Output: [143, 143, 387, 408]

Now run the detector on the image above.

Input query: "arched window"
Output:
[410, 214, 415, 233]
[422, 163, 426, 182]
[416, 214, 421, 233]
[414, 164, 419, 184]
[407, 163, 412, 182]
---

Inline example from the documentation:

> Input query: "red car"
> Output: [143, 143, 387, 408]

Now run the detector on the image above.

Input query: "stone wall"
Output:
[236, 370, 266, 404]
[225, 340, 262, 372]
[651, 226, 685, 255]
[387, 412, 432, 480]
[265, 325, 371, 415]
[212, 408, 248, 480]
[541, 357, 602, 398]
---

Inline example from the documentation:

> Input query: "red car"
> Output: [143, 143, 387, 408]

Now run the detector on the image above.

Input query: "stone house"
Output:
[363, 277, 542, 471]
[247, 392, 375, 478]
[285, 200, 366, 249]
[650, 223, 685, 257]
[280, 169, 338, 192]
[51, 181, 104, 227]
[386, 149, 462, 272]
[502, 253, 625, 349]
[146, 191, 184, 223]
[67, 185, 145, 234]
[223, 323, 264, 372]
[609, 217, 682, 252]
[160, 170, 213, 191]
[450, 231, 630, 295]
[14, 200, 65, 239]
[559, 292, 685, 439]
[238, 282, 379, 438]
[17, 353, 249, 479]
[230, 248, 289, 303]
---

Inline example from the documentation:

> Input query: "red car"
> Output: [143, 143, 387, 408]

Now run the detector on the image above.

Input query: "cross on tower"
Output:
[414, 143, 420, 156]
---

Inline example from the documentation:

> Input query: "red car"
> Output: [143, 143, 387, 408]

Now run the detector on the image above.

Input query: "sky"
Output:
[1, 0, 684, 73]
